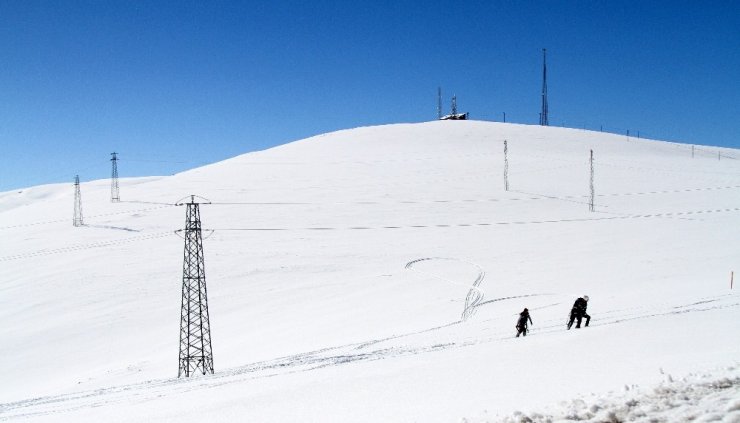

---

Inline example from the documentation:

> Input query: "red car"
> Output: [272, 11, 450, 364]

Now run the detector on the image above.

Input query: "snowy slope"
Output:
[1, 121, 739, 422]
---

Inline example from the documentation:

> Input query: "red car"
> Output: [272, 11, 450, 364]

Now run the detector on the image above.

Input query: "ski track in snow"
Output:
[404, 257, 486, 321]
[2, 293, 738, 421]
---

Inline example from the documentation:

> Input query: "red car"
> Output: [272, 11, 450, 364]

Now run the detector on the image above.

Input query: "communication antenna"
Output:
[110, 152, 120, 202]
[589, 150, 595, 212]
[451, 95, 458, 115]
[437, 87, 442, 120]
[539, 48, 549, 126]
[503, 140, 509, 191]
[73, 175, 84, 227]
[176, 195, 214, 377]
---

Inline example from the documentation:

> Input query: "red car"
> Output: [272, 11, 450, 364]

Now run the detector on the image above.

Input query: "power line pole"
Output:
[539, 48, 549, 126]
[73, 175, 84, 227]
[177, 195, 214, 378]
[110, 152, 120, 202]
[503, 140, 509, 191]
[589, 150, 595, 212]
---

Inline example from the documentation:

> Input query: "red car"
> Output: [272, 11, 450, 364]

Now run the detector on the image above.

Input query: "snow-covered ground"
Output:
[1, 121, 739, 422]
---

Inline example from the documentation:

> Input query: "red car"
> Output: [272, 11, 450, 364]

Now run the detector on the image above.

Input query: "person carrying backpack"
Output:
[567, 295, 590, 329]
[516, 308, 533, 337]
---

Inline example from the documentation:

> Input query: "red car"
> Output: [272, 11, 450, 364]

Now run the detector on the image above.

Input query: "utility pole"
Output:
[177, 195, 214, 378]
[110, 152, 120, 202]
[539, 48, 549, 126]
[503, 140, 509, 191]
[73, 175, 83, 227]
[589, 150, 595, 212]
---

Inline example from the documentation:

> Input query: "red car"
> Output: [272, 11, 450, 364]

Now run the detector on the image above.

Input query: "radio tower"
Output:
[451, 94, 458, 115]
[177, 195, 214, 377]
[110, 152, 120, 202]
[437, 87, 442, 119]
[539, 48, 549, 126]
[73, 175, 83, 227]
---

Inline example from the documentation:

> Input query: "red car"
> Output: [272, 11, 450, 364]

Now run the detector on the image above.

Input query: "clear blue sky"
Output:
[1, 0, 739, 191]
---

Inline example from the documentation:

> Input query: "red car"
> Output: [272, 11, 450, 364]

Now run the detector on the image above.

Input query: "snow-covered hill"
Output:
[1, 121, 739, 422]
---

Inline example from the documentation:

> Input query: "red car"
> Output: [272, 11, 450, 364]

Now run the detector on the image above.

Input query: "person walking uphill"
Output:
[567, 295, 590, 329]
[516, 308, 533, 337]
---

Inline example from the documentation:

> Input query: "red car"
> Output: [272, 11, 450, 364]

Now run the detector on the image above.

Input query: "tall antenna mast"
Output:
[177, 195, 214, 377]
[540, 48, 549, 126]
[110, 152, 120, 202]
[437, 87, 442, 120]
[451, 94, 458, 115]
[73, 175, 83, 227]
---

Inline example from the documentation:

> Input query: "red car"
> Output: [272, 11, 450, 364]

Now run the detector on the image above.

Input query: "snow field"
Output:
[1, 121, 739, 421]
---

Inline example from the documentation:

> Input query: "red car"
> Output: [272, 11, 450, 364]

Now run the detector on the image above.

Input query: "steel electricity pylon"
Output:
[110, 152, 120, 202]
[73, 175, 83, 227]
[177, 195, 214, 377]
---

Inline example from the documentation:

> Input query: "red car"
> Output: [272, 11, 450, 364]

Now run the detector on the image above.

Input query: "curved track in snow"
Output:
[405, 257, 486, 321]
[1, 294, 737, 421]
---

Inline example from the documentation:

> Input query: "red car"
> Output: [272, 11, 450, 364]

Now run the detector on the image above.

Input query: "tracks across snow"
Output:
[1, 294, 737, 421]
[405, 257, 486, 321]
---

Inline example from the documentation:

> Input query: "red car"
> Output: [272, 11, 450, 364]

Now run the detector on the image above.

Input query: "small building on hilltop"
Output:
[440, 112, 469, 120]
[439, 94, 468, 120]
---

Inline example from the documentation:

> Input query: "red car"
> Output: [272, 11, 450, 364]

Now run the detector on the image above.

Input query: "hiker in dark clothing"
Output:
[567, 295, 590, 329]
[516, 308, 533, 337]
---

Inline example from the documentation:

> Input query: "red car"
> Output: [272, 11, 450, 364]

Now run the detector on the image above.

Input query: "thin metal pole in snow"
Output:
[503, 140, 509, 191]
[589, 150, 595, 212]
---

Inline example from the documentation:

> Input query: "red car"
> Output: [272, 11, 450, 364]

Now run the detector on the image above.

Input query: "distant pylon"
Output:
[110, 152, 120, 202]
[177, 195, 214, 377]
[73, 175, 83, 227]
[437, 87, 442, 120]
[451, 95, 458, 115]
[539, 48, 549, 126]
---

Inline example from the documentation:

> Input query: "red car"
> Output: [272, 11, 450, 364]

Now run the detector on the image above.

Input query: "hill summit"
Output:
[2, 121, 739, 422]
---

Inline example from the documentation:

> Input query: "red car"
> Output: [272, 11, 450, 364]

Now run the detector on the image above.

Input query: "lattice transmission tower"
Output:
[177, 195, 214, 377]
[110, 152, 120, 202]
[539, 48, 549, 126]
[73, 175, 83, 227]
